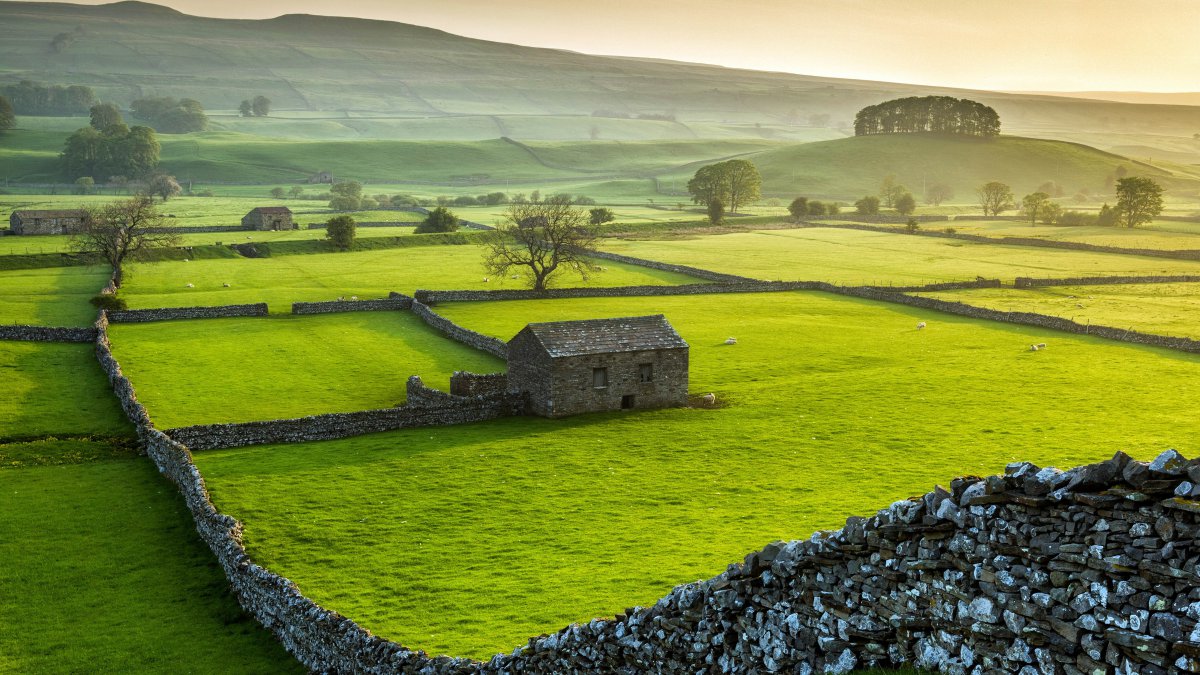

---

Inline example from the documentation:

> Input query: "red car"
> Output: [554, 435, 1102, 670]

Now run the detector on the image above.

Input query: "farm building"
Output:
[241, 206, 295, 231]
[507, 314, 689, 418]
[8, 209, 89, 235]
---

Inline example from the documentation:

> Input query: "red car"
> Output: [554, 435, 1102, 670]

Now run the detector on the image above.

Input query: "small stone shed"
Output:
[8, 209, 88, 235]
[241, 206, 295, 231]
[507, 314, 689, 418]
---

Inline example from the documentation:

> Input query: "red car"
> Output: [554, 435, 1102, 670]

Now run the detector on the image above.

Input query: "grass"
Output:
[117, 245, 700, 311]
[108, 311, 505, 428]
[194, 291, 1197, 660]
[0, 449, 301, 673]
[0, 340, 133, 439]
[0, 265, 110, 326]
[911, 219, 1200, 251]
[921, 283, 1200, 338]
[601, 228, 1200, 285]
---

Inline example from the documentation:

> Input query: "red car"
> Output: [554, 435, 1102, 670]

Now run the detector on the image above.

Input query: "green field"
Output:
[0, 340, 133, 439]
[117, 245, 699, 310]
[0, 265, 110, 326]
[108, 312, 505, 428]
[194, 291, 1193, 659]
[929, 219, 1200, 250]
[602, 228, 1200, 285]
[0, 451, 300, 673]
[922, 283, 1200, 338]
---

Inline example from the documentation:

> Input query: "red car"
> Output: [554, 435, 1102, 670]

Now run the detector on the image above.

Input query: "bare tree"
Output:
[71, 195, 180, 287]
[976, 181, 1014, 216]
[482, 197, 600, 291]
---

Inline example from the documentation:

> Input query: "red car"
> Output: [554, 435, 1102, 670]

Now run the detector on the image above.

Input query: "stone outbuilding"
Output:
[241, 206, 295, 231]
[8, 209, 89, 235]
[506, 314, 689, 418]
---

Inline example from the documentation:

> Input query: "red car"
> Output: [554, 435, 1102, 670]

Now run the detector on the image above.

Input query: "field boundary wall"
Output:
[1013, 274, 1200, 288]
[291, 296, 414, 314]
[410, 298, 509, 358]
[106, 303, 269, 323]
[0, 324, 98, 342]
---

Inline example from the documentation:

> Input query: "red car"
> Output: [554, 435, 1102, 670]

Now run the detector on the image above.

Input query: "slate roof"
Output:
[11, 209, 88, 219]
[517, 314, 688, 358]
[247, 206, 292, 215]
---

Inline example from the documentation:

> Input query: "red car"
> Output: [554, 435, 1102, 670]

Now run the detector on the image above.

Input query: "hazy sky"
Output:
[33, 0, 1200, 91]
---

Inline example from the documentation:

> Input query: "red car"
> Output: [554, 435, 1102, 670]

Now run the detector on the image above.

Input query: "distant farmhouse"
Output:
[242, 206, 295, 231]
[8, 209, 89, 235]
[507, 314, 689, 418]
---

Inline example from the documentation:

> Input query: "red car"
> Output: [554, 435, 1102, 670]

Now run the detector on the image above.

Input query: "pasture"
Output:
[601, 228, 1200, 284]
[0, 340, 133, 439]
[921, 282, 1200, 338]
[108, 311, 505, 428]
[0, 265, 111, 326]
[116, 245, 699, 310]
[0, 453, 300, 673]
[195, 291, 1196, 659]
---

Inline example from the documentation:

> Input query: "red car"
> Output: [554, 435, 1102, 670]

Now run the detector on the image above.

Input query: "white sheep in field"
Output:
[350, 295, 358, 301]
[1030, 343, 1047, 352]
[222, 283, 230, 288]
[916, 321, 927, 330]
[1030, 344, 1040, 351]
[724, 337, 738, 345]
[483, 277, 489, 283]
[701, 393, 717, 405]
[185, 283, 194, 288]
[1036, 343, 1047, 349]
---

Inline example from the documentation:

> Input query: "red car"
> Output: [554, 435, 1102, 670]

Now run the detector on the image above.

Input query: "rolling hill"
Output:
[2, 1, 1200, 142]
[709, 134, 1192, 200]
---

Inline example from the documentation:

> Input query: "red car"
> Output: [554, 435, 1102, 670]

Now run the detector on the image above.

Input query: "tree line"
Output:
[61, 104, 160, 180]
[130, 97, 208, 133]
[1, 81, 96, 115]
[854, 96, 1000, 138]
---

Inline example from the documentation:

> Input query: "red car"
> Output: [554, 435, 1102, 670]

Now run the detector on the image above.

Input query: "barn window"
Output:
[592, 367, 608, 389]
[639, 363, 654, 383]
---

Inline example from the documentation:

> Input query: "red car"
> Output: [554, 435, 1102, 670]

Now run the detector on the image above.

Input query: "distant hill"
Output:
[714, 134, 1193, 200]
[2, 1, 1200, 141]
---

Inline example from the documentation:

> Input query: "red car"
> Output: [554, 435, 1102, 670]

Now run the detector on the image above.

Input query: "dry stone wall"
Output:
[0, 324, 97, 342]
[291, 296, 414, 315]
[450, 371, 507, 397]
[588, 249, 759, 283]
[1014, 275, 1200, 289]
[106, 303, 269, 323]
[410, 299, 508, 358]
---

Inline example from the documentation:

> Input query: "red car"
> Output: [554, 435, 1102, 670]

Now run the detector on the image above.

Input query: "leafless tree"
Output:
[482, 197, 600, 291]
[71, 195, 180, 287]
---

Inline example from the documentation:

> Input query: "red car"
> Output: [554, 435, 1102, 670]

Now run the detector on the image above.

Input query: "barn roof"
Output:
[11, 209, 88, 218]
[247, 206, 292, 215]
[515, 314, 687, 358]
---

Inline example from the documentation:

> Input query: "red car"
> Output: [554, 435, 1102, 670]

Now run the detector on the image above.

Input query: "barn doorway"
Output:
[621, 395, 636, 409]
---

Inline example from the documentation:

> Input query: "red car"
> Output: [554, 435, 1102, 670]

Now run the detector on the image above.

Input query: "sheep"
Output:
[1030, 344, 1040, 351]
[222, 283, 231, 288]
[483, 277, 489, 283]
[185, 283, 194, 288]
[916, 321, 927, 330]
[1030, 343, 1047, 352]
[724, 337, 738, 345]
[1076, 303, 1085, 309]
[350, 295, 358, 301]
[1036, 343, 1047, 349]
[701, 393, 716, 405]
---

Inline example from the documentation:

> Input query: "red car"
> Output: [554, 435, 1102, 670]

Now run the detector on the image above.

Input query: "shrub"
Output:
[788, 197, 809, 221]
[707, 198, 725, 225]
[807, 201, 827, 216]
[904, 218, 920, 233]
[826, 202, 841, 215]
[415, 206, 459, 233]
[574, 195, 597, 205]
[90, 294, 127, 311]
[589, 207, 615, 226]
[452, 196, 479, 207]
[854, 196, 880, 215]
[1058, 210, 1098, 227]
[325, 215, 356, 250]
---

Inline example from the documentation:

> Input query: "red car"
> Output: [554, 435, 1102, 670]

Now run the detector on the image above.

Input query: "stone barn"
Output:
[241, 206, 295, 231]
[8, 209, 88, 235]
[506, 314, 689, 418]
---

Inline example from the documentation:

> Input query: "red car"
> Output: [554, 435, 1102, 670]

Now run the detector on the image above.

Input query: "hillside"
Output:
[2, 1, 1200, 142]
[724, 134, 1193, 200]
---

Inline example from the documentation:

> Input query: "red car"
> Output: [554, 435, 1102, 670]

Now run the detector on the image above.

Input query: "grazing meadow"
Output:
[0, 265, 112, 326]
[601, 228, 1200, 285]
[116, 245, 698, 310]
[921, 282, 1200, 338]
[108, 312, 505, 427]
[194, 291, 1198, 659]
[0, 340, 133, 439]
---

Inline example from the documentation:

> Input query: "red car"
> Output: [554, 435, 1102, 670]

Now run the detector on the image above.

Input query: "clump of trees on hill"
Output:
[854, 96, 1000, 138]
[687, 159, 762, 213]
[1, 80, 96, 115]
[61, 104, 160, 180]
[130, 97, 208, 133]
[239, 96, 271, 117]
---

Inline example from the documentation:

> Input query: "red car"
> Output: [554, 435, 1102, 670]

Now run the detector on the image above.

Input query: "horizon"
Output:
[8, 0, 1200, 94]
